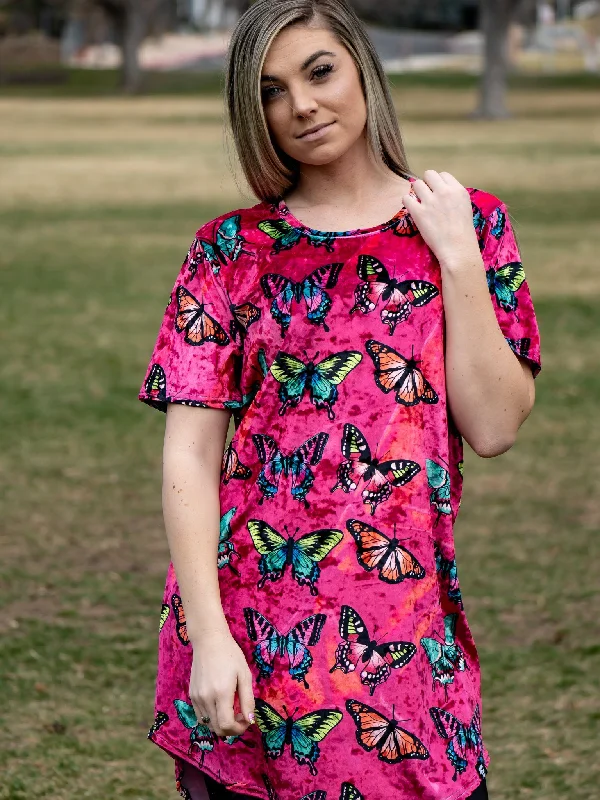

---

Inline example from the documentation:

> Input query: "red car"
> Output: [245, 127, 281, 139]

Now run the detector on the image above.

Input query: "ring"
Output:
[201, 715, 211, 723]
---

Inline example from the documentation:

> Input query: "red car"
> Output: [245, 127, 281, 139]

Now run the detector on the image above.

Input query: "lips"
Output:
[297, 122, 333, 139]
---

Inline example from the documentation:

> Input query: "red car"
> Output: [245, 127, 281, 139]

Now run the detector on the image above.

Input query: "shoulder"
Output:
[466, 187, 508, 219]
[192, 200, 273, 242]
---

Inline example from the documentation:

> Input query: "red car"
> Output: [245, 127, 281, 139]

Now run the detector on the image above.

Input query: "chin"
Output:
[288, 141, 355, 167]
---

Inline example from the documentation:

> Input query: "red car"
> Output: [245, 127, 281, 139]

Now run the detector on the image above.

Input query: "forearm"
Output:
[162, 445, 228, 644]
[441, 252, 533, 456]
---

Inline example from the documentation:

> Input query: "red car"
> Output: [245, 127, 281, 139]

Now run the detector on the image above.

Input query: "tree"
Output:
[76, 0, 168, 94]
[476, 0, 534, 119]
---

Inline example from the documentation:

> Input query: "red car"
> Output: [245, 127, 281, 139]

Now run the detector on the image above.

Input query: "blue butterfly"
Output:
[430, 705, 487, 782]
[188, 214, 250, 276]
[224, 348, 269, 413]
[243, 607, 326, 687]
[270, 349, 362, 419]
[487, 261, 526, 313]
[472, 201, 485, 236]
[246, 520, 343, 596]
[420, 613, 467, 700]
[506, 337, 530, 358]
[252, 431, 329, 507]
[258, 218, 337, 254]
[217, 506, 239, 574]
[261, 772, 328, 800]
[434, 542, 463, 608]
[254, 698, 342, 776]
[260, 262, 343, 337]
[173, 699, 215, 760]
[426, 459, 452, 524]
[490, 206, 506, 239]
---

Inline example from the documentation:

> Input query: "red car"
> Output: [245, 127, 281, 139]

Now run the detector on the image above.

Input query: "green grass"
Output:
[0, 89, 599, 799]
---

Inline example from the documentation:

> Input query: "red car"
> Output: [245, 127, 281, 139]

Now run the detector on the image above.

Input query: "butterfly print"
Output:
[229, 300, 261, 344]
[490, 206, 506, 239]
[221, 443, 251, 484]
[159, 603, 170, 632]
[331, 423, 420, 515]
[218, 506, 240, 573]
[173, 699, 215, 760]
[244, 607, 326, 688]
[145, 363, 166, 404]
[487, 261, 526, 313]
[270, 350, 362, 419]
[261, 772, 328, 800]
[171, 594, 189, 646]
[339, 783, 364, 800]
[258, 218, 336, 254]
[254, 698, 343, 776]
[346, 519, 426, 584]
[345, 699, 429, 764]
[430, 705, 487, 782]
[189, 214, 250, 276]
[506, 336, 531, 358]
[472, 202, 485, 237]
[148, 710, 169, 739]
[252, 432, 329, 507]
[174, 286, 230, 346]
[247, 520, 343, 596]
[381, 207, 419, 238]
[365, 341, 438, 406]
[330, 605, 416, 695]
[426, 459, 452, 524]
[434, 542, 463, 608]
[174, 760, 192, 800]
[224, 348, 269, 413]
[260, 262, 343, 336]
[421, 613, 467, 700]
[350, 255, 438, 335]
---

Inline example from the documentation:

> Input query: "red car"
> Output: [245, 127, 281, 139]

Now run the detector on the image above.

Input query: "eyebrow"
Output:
[261, 49, 337, 82]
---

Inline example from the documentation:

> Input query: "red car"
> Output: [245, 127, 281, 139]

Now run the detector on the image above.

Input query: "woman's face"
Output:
[261, 23, 368, 166]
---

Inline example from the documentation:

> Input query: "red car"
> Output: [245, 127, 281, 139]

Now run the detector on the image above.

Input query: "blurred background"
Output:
[0, 1, 599, 798]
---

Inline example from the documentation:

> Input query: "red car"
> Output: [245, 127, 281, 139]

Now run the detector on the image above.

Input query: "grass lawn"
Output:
[0, 78, 599, 799]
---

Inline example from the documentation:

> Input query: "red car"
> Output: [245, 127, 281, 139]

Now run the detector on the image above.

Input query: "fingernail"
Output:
[248, 712, 255, 723]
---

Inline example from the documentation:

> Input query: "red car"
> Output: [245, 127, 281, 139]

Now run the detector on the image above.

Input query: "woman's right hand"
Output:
[189, 627, 256, 738]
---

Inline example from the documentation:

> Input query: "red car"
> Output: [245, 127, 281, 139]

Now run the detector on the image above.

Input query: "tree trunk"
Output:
[120, 3, 146, 94]
[475, 0, 517, 119]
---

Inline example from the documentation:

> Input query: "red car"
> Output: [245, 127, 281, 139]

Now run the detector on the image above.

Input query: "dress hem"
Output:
[149, 730, 489, 800]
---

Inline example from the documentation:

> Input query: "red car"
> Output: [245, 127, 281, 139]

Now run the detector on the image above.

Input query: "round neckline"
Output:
[275, 175, 418, 238]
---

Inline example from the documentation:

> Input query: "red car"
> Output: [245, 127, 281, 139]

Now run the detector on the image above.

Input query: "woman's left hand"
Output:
[402, 170, 481, 269]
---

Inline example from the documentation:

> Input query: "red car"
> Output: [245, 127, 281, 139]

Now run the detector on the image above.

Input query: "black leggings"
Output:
[204, 774, 489, 800]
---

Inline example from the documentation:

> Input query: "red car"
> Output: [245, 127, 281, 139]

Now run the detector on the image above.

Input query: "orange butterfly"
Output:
[365, 340, 438, 406]
[345, 699, 429, 763]
[171, 594, 189, 646]
[221, 443, 252, 484]
[175, 286, 230, 347]
[346, 519, 426, 584]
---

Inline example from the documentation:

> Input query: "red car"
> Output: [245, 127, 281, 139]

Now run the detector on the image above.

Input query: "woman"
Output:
[139, 2, 541, 799]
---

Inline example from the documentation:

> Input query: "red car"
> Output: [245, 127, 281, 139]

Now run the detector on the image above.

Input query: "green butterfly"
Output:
[421, 613, 466, 701]
[173, 699, 215, 759]
[486, 261, 525, 313]
[258, 219, 336, 254]
[218, 506, 239, 574]
[426, 459, 451, 523]
[270, 350, 362, 420]
[254, 697, 342, 775]
[159, 603, 170, 632]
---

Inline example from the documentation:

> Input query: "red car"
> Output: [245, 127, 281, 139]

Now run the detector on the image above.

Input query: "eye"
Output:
[312, 63, 334, 80]
[262, 84, 281, 101]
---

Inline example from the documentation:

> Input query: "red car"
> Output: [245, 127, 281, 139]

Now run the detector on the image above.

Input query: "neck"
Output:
[288, 132, 408, 210]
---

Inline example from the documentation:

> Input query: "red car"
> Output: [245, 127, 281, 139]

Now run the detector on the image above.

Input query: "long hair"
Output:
[224, 0, 412, 203]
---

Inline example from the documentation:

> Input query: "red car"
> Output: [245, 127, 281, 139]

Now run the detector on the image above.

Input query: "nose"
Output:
[288, 83, 318, 119]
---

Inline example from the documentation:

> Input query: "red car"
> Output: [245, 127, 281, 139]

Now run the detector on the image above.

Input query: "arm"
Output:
[439, 253, 535, 457]
[163, 404, 255, 735]
[403, 170, 536, 457]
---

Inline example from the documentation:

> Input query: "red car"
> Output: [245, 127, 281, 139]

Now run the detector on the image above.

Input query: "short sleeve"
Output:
[138, 231, 243, 413]
[479, 200, 542, 377]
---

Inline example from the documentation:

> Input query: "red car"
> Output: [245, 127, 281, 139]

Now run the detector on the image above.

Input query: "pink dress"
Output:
[139, 187, 541, 800]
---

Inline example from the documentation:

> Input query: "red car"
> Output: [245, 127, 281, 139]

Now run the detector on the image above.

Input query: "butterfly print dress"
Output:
[140, 188, 541, 800]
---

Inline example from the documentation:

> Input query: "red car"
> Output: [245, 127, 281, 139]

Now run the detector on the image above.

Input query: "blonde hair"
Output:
[224, 0, 413, 203]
